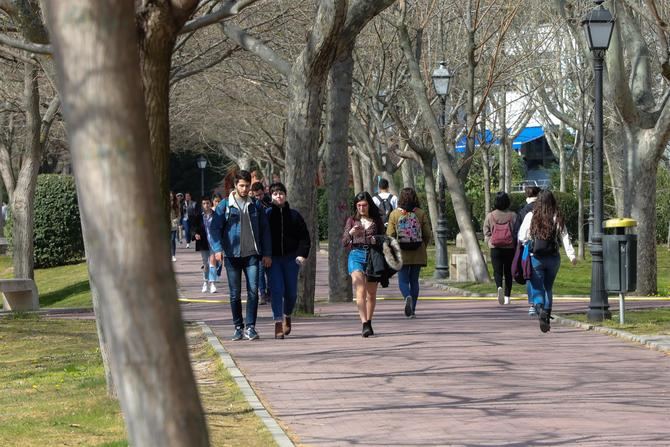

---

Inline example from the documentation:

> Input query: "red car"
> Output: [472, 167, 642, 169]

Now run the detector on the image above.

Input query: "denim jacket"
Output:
[212, 191, 272, 258]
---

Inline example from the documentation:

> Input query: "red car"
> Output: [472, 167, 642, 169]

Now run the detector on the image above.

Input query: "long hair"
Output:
[530, 190, 565, 239]
[169, 191, 179, 214]
[352, 191, 382, 227]
[398, 187, 420, 209]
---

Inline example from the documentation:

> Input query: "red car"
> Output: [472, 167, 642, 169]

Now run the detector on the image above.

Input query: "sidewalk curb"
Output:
[0, 307, 93, 317]
[554, 315, 670, 354]
[197, 321, 295, 447]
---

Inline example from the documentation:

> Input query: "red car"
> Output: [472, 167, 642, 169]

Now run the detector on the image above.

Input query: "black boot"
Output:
[362, 321, 372, 338]
[367, 320, 374, 336]
[539, 308, 551, 333]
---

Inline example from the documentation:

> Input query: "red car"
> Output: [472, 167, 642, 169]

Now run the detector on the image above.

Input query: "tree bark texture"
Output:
[325, 48, 354, 302]
[420, 153, 439, 250]
[401, 157, 415, 190]
[42, 2, 209, 445]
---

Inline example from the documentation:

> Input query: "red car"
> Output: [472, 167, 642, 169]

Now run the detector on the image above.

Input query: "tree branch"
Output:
[0, 33, 52, 54]
[218, 21, 291, 77]
[180, 0, 263, 34]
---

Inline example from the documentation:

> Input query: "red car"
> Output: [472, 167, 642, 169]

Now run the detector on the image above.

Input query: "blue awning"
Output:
[454, 126, 545, 152]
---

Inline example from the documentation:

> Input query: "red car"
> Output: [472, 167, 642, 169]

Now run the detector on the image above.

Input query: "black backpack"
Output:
[375, 193, 395, 226]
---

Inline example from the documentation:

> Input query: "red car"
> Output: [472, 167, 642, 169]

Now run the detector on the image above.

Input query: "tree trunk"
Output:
[43, 2, 209, 445]
[325, 48, 354, 303]
[420, 153, 439, 252]
[631, 151, 659, 295]
[401, 158, 415, 189]
[360, 156, 373, 193]
[350, 150, 363, 193]
[10, 63, 42, 279]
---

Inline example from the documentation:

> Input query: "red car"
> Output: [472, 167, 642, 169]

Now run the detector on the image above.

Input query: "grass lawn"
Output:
[0, 317, 278, 446]
[421, 243, 670, 296]
[562, 307, 670, 336]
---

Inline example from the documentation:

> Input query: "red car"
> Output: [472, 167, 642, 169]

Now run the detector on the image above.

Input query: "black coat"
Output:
[192, 212, 213, 252]
[266, 202, 311, 258]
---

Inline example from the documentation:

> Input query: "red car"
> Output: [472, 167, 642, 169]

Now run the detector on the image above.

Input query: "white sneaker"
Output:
[497, 287, 504, 305]
[201, 281, 208, 293]
[504, 296, 510, 305]
[186, 243, 190, 249]
[171, 256, 177, 262]
[209, 282, 217, 294]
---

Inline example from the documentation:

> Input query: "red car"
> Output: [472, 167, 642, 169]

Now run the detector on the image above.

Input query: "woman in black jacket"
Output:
[265, 182, 311, 339]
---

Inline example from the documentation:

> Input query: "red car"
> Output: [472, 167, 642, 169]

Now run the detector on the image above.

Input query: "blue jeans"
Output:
[398, 265, 421, 312]
[529, 254, 561, 311]
[268, 255, 300, 321]
[170, 230, 177, 257]
[224, 255, 260, 328]
[182, 218, 191, 242]
[258, 264, 268, 295]
[200, 250, 217, 282]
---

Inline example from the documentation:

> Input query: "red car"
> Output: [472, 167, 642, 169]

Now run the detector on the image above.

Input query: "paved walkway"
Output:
[171, 243, 670, 446]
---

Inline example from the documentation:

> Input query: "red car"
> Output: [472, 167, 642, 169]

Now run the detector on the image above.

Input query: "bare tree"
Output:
[42, 1, 208, 444]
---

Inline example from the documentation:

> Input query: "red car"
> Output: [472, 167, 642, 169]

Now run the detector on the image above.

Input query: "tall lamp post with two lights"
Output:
[582, 0, 615, 321]
[431, 62, 452, 279]
[196, 155, 207, 198]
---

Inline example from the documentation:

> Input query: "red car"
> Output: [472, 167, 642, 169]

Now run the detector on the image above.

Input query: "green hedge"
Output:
[7, 175, 85, 268]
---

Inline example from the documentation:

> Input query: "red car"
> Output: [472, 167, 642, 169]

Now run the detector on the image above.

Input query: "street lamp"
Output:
[196, 155, 207, 198]
[582, 0, 615, 321]
[431, 61, 452, 279]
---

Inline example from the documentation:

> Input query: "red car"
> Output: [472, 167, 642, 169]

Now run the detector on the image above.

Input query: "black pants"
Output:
[490, 247, 515, 297]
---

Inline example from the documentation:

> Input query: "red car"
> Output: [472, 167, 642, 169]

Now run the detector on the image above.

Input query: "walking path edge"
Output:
[197, 321, 295, 447]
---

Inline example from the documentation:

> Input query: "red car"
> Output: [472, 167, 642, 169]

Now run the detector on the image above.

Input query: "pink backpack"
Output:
[490, 216, 514, 247]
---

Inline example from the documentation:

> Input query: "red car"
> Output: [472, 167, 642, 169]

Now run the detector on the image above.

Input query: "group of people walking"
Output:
[175, 170, 311, 341]
[483, 186, 577, 333]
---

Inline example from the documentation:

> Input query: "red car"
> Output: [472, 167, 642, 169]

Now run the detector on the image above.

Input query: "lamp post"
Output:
[196, 155, 207, 198]
[582, 0, 615, 321]
[431, 61, 452, 279]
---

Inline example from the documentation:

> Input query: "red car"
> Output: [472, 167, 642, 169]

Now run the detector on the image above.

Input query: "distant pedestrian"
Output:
[483, 192, 518, 305]
[518, 190, 577, 333]
[265, 182, 311, 339]
[515, 185, 541, 317]
[181, 192, 197, 248]
[192, 196, 222, 294]
[169, 191, 180, 262]
[386, 187, 431, 318]
[212, 170, 272, 341]
[342, 192, 384, 337]
[372, 178, 397, 228]
[176, 192, 184, 242]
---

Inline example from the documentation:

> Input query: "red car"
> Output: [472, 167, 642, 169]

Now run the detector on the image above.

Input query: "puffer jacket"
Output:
[266, 202, 311, 258]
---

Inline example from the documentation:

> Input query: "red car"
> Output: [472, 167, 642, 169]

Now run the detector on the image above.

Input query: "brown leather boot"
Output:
[274, 321, 284, 339]
[283, 316, 292, 336]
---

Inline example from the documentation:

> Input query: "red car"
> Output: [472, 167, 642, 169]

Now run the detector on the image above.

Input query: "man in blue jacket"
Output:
[212, 170, 272, 341]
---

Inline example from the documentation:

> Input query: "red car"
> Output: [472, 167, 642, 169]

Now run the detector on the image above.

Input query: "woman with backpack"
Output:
[518, 190, 577, 333]
[483, 192, 518, 305]
[386, 188, 432, 318]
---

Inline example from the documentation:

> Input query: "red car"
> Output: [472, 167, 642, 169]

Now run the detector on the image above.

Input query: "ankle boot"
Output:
[283, 316, 292, 336]
[274, 321, 284, 339]
[362, 321, 372, 338]
[539, 308, 551, 333]
[367, 320, 374, 336]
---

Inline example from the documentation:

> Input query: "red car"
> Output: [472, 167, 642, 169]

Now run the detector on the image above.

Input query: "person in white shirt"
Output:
[518, 190, 577, 333]
[372, 178, 398, 227]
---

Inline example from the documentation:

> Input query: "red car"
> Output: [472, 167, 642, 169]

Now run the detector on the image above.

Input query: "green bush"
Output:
[29, 175, 85, 267]
[657, 165, 670, 243]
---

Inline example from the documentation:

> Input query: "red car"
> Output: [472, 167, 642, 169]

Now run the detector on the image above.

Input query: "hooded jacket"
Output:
[266, 202, 311, 258]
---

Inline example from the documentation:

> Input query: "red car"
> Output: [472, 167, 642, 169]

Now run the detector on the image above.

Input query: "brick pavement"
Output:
[173, 243, 670, 446]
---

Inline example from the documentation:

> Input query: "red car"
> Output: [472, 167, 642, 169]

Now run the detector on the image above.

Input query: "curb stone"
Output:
[197, 322, 295, 447]
[554, 315, 670, 354]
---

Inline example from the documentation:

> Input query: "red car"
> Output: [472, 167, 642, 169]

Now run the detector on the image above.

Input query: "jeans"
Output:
[398, 265, 421, 312]
[268, 255, 300, 321]
[182, 218, 191, 242]
[529, 254, 561, 311]
[225, 255, 260, 328]
[258, 263, 268, 295]
[170, 230, 177, 257]
[490, 247, 515, 297]
[200, 250, 217, 282]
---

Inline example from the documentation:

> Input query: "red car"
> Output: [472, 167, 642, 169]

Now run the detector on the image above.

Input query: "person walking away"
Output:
[515, 185, 540, 316]
[169, 191, 180, 262]
[181, 192, 197, 248]
[176, 193, 184, 243]
[212, 170, 272, 341]
[265, 182, 311, 339]
[518, 190, 577, 333]
[252, 181, 272, 305]
[192, 197, 222, 294]
[386, 188, 431, 318]
[342, 192, 385, 337]
[372, 178, 397, 228]
[483, 192, 518, 305]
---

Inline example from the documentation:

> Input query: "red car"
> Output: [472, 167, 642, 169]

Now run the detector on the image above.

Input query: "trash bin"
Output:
[603, 218, 637, 293]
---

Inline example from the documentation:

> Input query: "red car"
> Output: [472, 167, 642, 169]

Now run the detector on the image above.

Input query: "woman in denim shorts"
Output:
[342, 192, 384, 338]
